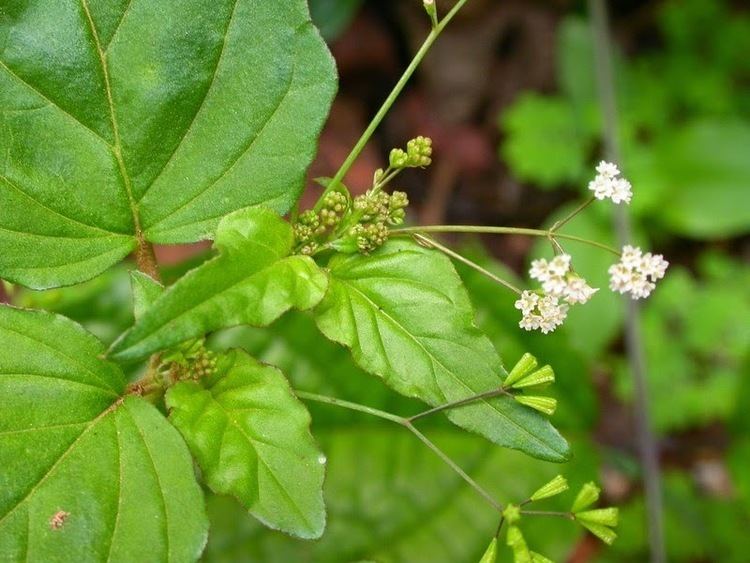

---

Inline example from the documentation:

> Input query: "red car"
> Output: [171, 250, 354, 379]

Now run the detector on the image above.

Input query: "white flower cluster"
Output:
[608, 245, 668, 299]
[515, 291, 569, 334]
[515, 254, 598, 333]
[588, 161, 632, 204]
[529, 254, 598, 305]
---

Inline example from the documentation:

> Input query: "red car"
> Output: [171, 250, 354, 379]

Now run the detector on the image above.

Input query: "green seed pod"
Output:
[571, 482, 601, 513]
[578, 521, 617, 545]
[511, 365, 555, 390]
[504, 353, 538, 387]
[529, 475, 569, 502]
[514, 395, 557, 416]
[575, 507, 618, 527]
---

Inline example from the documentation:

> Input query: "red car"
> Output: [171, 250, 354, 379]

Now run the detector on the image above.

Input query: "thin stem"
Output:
[392, 225, 620, 256]
[296, 390, 502, 512]
[521, 510, 575, 520]
[295, 391, 406, 425]
[409, 387, 513, 422]
[408, 424, 502, 511]
[551, 196, 595, 232]
[413, 234, 522, 294]
[589, 2, 665, 561]
[320, 0, 470, 199]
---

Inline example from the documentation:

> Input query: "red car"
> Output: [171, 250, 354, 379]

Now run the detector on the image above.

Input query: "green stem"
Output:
[413, 234, 523, 294]
[409, 387, 513, 422]
[296, 390, 502, 512]
[392, 225, 620, 256]
[408, 424, 502, 511]
[295, 391, 405, 425]
[521, 510, 575, 520]
[551, 196, 595, 232]
[320, 0, 470, 199]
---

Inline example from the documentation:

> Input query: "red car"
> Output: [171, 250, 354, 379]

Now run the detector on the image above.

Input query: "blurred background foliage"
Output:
[4, 0, 748, 561]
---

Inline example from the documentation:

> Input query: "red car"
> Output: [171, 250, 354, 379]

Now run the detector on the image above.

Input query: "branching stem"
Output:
[296, 390, 503, 512]
[412, 234, 523, 294]
[392, 226, 620, 256]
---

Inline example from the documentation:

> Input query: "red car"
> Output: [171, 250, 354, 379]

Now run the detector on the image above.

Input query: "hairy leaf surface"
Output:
[166, 349, 326, 539]
[313, 239, 569, 462]
[0, 305, 207, 561]
[0, 0, 336, 288]
[109, 206, 328, 362]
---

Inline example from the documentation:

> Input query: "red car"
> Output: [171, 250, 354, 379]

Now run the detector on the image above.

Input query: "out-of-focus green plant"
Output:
[500, 0, 750, 239]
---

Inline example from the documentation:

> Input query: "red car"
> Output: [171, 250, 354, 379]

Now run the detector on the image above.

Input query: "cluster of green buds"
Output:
[158, 339, 218, 383]
[571, 482, 619, 545]
[342, 189, 409, 254]
[481, 475, 618, 562]
[389, 135, 433, 169]
[293, 190, 350, 255]
[503, 353, 557, 415]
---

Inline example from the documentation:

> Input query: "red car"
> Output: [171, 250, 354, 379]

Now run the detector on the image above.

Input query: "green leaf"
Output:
[500, 93, 595, 189]
[130, 271, 164, 320]
[166, 349, 326, 539]
[0, 305, 207, 561]
[313, 239, 570, 462]
[109, 206, 329, 363]
[0, 0, 336, 289]
[654, 120, 750, 238]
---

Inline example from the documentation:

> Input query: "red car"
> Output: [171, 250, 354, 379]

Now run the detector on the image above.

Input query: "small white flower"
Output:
[588, 161, 632, 204]
[516, 291, 569, 334]
[514, 290, 539, 315]
[529, 259, 550, 282]
[549, 254, 571, 276]
[564, 276, 599, 304]
[596, 160, 620, 178]
[608, 245, 668, 299]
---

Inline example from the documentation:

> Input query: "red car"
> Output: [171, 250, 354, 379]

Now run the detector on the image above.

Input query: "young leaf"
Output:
[166, 349, 326, 539]
[0, 0, 336, 289]
[0, 305, 207, 560]
[313, 239, 570, 462]
[130, 271, 164, 320]
[109, 206, 328, 362]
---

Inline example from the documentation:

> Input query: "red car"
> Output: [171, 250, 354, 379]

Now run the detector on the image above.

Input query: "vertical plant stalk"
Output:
[321, 0, 470, 199]
[588, 1, 666, 561]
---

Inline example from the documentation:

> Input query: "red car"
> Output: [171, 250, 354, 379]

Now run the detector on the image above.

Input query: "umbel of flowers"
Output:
[515, 161, 668, 334]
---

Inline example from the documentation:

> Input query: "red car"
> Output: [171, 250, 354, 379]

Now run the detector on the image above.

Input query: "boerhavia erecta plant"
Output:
[0, 0, 668, 560]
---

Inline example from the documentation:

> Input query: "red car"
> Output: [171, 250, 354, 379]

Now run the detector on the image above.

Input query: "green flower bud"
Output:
[503, 503, 521, 525]
[505, 353, 538, 387]
[406, 135, 433, 167]
[579, 521, 617, 545]
[571, 482, 600, 513]
[389, 148, 409, 169]
[514, 395, 557, 416]
[529, 475, 569, 502]
[576, 507, 618, 527]
[390, 190, 409, 210]
[478, 538, 497, 563]
[511, 365, 555, 390]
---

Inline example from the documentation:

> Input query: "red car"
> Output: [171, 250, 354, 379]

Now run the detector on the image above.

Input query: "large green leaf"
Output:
[313, 239, 570, 462]
[166, 349, 326, 539]
[0, 0, 336, 289]
[109, 206, 328, 363]
[0, 305, 207, 561]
